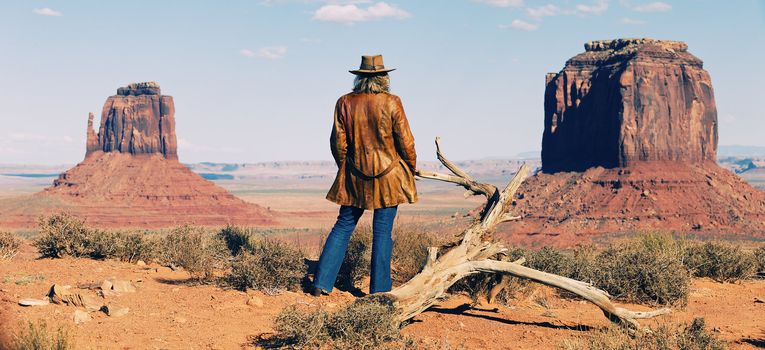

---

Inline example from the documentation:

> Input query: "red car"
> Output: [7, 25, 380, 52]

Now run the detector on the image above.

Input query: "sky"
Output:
[0, 0, 764, 164]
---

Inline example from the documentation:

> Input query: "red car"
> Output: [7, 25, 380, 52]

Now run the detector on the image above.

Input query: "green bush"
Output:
[10, 320, 73, 350]
[263, 296, 407, 350]
[34, 213, 91, 258]
[684, 242, 757, 282]
[227, 238, 304, 292]
[592, 233, 690, 305]
[159, 225, 228, 280]
[0, 231, 21, 260]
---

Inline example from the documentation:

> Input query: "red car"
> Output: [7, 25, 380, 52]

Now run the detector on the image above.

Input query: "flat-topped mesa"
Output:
[542, 38, 717, 172]
[85, 82, 178, 160]
[116, 81, 161, 96]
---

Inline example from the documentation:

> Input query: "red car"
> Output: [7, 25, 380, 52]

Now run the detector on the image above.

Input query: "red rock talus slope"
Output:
[0, 82, 273, 228]
[499, 39, 765, 247]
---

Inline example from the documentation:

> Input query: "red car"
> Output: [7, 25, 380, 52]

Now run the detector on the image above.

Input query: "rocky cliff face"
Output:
[542, 39, 718, 172]
[86, 82, 178, 160]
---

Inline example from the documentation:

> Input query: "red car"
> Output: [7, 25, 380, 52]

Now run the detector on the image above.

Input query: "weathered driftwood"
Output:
[380, 137, 670, 329]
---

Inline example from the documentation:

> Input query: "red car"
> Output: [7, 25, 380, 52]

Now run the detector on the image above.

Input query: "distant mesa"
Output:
[86, 81, 177, 160]
[542, 38, 717, 173]
[0, 82, 274, 229]
[500, 39, 765, 247]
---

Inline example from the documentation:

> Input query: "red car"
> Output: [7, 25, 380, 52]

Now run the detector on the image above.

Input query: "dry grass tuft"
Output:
[159, 225, 228, 281]
[227, 238, 305, 292]
[9, 320, 73, 350]
[0, 231, 21, 260]
[561, 317, 726, 350]
[261, 295, 408, 350]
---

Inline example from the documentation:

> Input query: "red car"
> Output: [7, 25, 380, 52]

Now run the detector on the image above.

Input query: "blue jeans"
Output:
[314, 205, 397, 294]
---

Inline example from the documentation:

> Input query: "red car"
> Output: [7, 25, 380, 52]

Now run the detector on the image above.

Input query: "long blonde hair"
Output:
[353, 74, 390, 94]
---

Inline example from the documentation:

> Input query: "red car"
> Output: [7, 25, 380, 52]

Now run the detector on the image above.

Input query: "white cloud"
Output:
[527, 4, 562, 19]
[499, 19, 539, 31]
[632, 1, 671, 12]
[620, 17, 645, 24]
[313, 2, 410, 24]
[33, 7, 62, 17]
[241, 47, 288, 59]
[473, 0, 524, 7]
[576, 0, 609, 15]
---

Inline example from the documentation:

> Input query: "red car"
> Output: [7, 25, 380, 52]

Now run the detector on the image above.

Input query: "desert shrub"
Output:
[263, 296, 407, 350]
[218, 225, 256, 256]
[684, 242, 757, 282]
[755, 246, 765, 273]
[592, 233, 690, 305]
[11, 320, 73, 350]
[334, 223, 444, 290]
[528, 246, 575, 276]
[390, 225, 441, 284]
[159, 225, 228, 280]
[0, 231, 21, 260]
[34, 213, 91, 258]
[561, 317, 726, 350]
[227, 238, 304, 292]
[113, 231, 157, 263]
[83, 229, 120, 259]
[34, 214, 158, 263]
[336, 225, 373, 290]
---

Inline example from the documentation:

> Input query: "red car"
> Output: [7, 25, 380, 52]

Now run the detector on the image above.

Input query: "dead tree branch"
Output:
[378, 137, 669, 330]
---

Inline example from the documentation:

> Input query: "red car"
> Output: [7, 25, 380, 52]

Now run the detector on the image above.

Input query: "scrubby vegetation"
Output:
[259, 296, 408, 350]
[684, 242, 757, 282]
[225, 226, 304, 292]
[592, 233, 690, 305]
[561, 317, 726, 350]
[158, 225, 228, 280]
[0, 231, 21, 260]
[8, 320, 73, 350]
[459, 234, 691, 306]
[334, 224, 443, 290]
[756, 246, 765, 273]
[34, 213, 157, 262]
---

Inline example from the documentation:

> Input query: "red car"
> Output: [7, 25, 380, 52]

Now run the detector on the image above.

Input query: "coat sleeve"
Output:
[392, 96, 417, 171]
[330, 97, 347, 167]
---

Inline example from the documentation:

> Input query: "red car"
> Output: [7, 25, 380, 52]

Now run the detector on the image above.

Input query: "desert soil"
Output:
[1, 241, 763, 350]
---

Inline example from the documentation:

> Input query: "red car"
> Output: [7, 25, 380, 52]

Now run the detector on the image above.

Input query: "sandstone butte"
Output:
[0, 82, 274, 228]
[499, 39, 765, 247]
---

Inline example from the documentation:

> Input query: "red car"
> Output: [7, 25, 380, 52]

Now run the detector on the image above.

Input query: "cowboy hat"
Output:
[349, 55, 396, 75]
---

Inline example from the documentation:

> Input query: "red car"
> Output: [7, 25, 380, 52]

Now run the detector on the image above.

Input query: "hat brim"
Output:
[349, 68, 396, 75]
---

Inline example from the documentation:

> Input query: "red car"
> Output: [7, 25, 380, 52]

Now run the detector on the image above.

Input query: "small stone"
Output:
[80, 294, 104, 312]
[100, 280, 113, 292]
[154, 267, 172, 274]
[73, 310, 91, 324]
[174, 316, 187, 324]
[110, 280, 136, 293]
[136, 260, 147, 266]
[246, 297, 264, 307]
[103, 304, 130, 317]
[18, 298, 50, 307]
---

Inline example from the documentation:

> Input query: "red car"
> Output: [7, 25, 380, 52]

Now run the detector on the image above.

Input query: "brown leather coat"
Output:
[326, 92, 417, 209]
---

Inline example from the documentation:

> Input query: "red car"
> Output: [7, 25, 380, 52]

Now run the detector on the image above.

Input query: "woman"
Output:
[313, 55, 417, 295]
